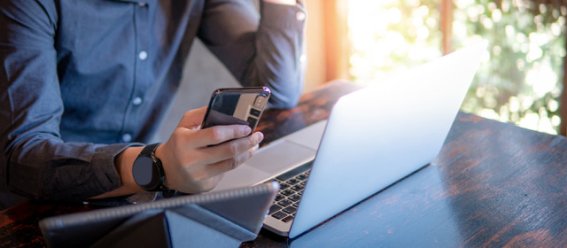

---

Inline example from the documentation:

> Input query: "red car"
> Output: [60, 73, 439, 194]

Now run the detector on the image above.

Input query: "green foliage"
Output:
[348, 0, 565, 134]
[455, 0, 565, 133]
[348, 0, 442, 84]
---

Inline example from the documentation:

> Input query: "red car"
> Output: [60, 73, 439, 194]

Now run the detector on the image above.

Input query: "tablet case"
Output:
[39, 182, 279, 247]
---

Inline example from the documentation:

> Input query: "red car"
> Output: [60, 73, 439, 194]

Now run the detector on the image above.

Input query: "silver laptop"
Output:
[212, 46, 483, 238]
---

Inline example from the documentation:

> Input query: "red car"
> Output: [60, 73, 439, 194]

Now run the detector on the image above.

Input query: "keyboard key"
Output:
[281, 189, 294, 196]
[282, 216, 294, 223]
[269, 205, 282, 214]
[275, 194, 284, 201]
[279, 199, 292, 207]
[297, 174, 307, 180]
[282, 206, 297, 214]
[291, 185, 303, 191]
[272, 211, 287, 220]
[289, 194, 301, 202]
[288, 178, 298, 185]
[280, 183, 290, 190]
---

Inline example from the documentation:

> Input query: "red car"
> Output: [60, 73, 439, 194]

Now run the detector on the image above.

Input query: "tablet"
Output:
[39, 182, 279, 247]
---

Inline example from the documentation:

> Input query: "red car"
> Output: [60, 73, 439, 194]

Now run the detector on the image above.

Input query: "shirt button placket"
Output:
[122, 2, 148, 145]
[122, 133, 132, 143]
[132, 97, 143, 106]
[138, 51, 148, 61]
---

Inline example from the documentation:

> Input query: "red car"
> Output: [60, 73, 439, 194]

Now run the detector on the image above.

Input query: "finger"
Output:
[198, 132, 263, 164]
[195, 149, 254, 180]
[178, 106, 208, 129]
[249, 144, 260, 153]
[188, 125, 252, 148]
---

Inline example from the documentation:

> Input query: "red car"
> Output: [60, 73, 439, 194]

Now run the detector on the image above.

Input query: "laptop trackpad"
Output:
[248, 140, 316, 174]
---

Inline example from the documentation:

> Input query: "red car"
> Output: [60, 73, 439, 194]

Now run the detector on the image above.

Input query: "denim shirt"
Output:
[0, 0, 305, 201]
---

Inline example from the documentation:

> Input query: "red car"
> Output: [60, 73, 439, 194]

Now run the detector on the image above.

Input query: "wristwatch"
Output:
[132, 143, 168, 192]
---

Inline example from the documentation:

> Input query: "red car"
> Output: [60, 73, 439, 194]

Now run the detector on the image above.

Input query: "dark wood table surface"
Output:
[2, 81, 567, 247]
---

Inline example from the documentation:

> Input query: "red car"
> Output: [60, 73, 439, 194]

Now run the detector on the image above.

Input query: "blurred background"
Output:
[303, 0, 567, 135]
[157, 0, 567, 142]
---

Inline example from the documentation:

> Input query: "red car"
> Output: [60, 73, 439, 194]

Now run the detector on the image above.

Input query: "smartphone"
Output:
[201, 87, 271, 130]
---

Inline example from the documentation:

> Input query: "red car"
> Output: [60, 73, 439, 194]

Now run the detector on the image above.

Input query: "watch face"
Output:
[133, 156, 154, 186]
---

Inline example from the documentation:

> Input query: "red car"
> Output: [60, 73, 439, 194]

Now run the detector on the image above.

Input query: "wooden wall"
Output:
[303, 0, 350, 91]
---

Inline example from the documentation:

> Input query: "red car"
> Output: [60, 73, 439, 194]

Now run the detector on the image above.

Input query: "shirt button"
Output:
[138, 51, 148, 61]
[138, 2, 147, 7]
[296, 11, 306, 21]
[122, 133, 132, 143]
[132, 97, 143, 106]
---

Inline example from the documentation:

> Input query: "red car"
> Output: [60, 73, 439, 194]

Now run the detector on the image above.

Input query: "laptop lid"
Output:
[288, 46, 483, 238]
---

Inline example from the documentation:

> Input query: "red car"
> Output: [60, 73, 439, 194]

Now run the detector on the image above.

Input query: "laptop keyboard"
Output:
[268, 162, 313, 223]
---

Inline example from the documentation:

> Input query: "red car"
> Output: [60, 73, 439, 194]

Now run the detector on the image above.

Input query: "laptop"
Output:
[212, 46, 483, 238]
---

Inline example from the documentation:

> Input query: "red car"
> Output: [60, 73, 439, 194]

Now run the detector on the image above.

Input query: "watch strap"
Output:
[137, 143, 168, 192]
[140, 143, 159, 157]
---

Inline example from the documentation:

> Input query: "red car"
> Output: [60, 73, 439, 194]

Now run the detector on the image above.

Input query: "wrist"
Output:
[118, 146, 145, 193]
[132, 143, 170, 192]
[153, 143, 170, 189]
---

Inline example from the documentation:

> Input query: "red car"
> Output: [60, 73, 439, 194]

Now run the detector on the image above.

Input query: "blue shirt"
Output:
[0, 0, 305, 201]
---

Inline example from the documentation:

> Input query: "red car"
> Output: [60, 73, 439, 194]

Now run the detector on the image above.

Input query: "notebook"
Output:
[213, 46, 483, 238]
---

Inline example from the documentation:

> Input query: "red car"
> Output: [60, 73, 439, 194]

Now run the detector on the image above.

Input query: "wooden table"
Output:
[2, 81, 567, 247]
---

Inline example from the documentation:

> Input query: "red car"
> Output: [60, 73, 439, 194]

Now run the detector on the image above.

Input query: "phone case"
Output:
[201, 87, 271, 130]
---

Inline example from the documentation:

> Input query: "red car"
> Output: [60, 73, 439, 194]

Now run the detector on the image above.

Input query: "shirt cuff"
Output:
[90, 143, 143, 194]
[261, 1, 306, 30]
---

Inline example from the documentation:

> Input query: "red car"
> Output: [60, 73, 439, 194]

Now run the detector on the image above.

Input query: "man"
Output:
[0, 0, 305, 208]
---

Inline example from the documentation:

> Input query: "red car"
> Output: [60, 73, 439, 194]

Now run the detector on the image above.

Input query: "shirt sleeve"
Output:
[198, 0, 306, 109]
[0, 1, 128, 201]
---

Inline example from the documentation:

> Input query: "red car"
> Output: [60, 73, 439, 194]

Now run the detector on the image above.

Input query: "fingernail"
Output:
[255, 132, 264, 143]
[241, 126, 252, 135]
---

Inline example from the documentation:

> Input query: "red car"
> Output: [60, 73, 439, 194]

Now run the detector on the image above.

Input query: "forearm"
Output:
[199, 0, 306, 108]
[253, 4, 305, 108]
[246, 1, 306, 108]
[4, 136, 128, 201]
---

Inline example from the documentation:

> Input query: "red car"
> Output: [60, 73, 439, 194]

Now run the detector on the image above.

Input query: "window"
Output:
[346, 0, 566, 134]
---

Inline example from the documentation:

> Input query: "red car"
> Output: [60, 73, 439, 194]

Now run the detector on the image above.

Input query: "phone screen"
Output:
[201, 87, 271, 130]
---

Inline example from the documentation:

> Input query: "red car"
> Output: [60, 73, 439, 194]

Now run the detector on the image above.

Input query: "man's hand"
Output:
[263, 0, 296, 6]
[96, 107, 263, 199]
[155, 107, 263, 193]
